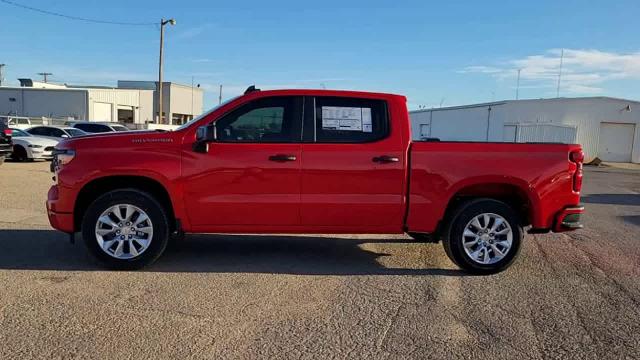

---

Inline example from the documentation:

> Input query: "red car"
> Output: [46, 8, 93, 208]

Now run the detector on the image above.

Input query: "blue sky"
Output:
[0, 0, 639, 109]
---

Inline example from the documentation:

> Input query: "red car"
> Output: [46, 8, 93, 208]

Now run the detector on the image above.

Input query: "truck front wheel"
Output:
[443, 199, 523, 274]
[81, 189, 170, 270]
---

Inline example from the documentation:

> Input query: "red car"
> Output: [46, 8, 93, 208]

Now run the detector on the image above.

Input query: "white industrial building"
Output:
[0, 79, 154, 124]
[118, 81, 204, 125]
[0, 78, 205, 125]
[410, 97, 640, 163]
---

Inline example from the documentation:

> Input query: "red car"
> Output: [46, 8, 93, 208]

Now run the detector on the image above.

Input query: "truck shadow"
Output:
[0, 230, 466, 276]
[582, 194, 640, 206]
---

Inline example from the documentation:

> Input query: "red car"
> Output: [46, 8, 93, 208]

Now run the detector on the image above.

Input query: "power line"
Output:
[0, 0, 156, 26]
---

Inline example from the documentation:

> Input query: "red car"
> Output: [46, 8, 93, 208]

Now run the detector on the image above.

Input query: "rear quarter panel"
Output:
[406, 142, 581, 232]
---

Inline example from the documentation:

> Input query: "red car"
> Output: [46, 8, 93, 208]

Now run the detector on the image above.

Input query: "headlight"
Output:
[51, 149, 76, 173]
[28, 144, 43, 148]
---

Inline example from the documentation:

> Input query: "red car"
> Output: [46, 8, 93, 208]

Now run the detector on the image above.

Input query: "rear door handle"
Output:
[372, 155, 400, 163]
[269, 154, 297, 162]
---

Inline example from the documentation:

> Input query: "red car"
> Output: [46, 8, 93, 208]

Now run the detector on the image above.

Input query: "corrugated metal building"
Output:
[0, 84, 154, 124]
[410, 97, 640, 163]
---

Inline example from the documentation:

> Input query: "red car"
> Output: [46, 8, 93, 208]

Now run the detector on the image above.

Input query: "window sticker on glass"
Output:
[322, 106, 373, 132]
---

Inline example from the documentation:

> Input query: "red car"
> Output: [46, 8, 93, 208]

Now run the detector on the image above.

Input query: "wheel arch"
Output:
[12, 143, 29, 159]
[441, 179, 538, 232]
[73, 175, 177, 233]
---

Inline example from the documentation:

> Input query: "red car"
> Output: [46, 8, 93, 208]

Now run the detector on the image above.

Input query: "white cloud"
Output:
[173, 24, 213, 40]
[462, 48, 640, 95]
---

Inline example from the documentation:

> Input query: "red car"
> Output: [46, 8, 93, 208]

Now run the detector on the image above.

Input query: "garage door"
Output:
[93, 102, 112, 122]
[598, 123, 635, 162]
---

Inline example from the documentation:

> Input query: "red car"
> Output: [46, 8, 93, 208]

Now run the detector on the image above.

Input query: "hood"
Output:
[18, 136, 59, 147]
[57, 129, 179, 150]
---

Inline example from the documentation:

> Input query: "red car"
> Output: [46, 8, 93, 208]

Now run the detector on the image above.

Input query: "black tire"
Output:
[81, 189, 170, 270]
[407, 232, 437, 243]
[12, 145, 28, 162]
[442, 198, 523, 274]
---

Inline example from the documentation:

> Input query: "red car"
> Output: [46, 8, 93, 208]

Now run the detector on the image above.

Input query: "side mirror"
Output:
[193, 123, 216, 153]
[61, 134, 69, 138]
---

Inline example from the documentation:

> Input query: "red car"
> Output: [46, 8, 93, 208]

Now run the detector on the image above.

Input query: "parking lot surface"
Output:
[1, 161, 639, 359]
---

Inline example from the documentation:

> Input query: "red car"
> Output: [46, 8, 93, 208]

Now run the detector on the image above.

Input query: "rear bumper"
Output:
[553, 205, 584, 232]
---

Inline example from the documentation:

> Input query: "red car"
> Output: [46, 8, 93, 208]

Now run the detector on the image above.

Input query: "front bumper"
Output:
[46, 185, 74, 233]
[553, 205, 584, 232]
[31, 149, 54, 160]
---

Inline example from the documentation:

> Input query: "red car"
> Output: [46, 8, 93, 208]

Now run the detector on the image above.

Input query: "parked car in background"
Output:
[47, 88, 585, 273]
[0, 116, 33, 130]
[0, 118, 12, 164]
[69, 121, 130, 133]
[9, 128, 58, 162]
[27, 126, 87, 140]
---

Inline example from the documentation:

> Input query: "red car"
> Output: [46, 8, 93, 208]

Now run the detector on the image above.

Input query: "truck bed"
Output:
[406, 141, 582, 233]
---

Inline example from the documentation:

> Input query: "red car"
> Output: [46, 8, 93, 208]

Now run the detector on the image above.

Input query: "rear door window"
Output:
[28, 127, 47, 136]
[75, 124, 110, 133]
[312, 97, 389, 143]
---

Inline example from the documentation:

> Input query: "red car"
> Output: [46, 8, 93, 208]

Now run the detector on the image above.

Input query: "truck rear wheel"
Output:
[81, 189, 170, 270]
[443, 199, 522, 274]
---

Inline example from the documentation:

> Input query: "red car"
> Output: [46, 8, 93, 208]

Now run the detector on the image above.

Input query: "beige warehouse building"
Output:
[118, 80, 204, 125]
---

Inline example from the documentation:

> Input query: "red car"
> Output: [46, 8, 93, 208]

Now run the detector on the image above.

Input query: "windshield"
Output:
[175, 96, 239, 131]
[66, 128, 87, 137]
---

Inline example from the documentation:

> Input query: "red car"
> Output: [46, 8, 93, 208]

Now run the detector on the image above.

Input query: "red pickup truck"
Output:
[47, 88, 584, 273]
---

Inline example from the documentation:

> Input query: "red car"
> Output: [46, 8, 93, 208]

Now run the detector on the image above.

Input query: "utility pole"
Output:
[556, 49, 564, 98]
[0, 64, 5, 86]
[38, 72, 52, 83]
[218, 85, 223, 105]
[516, 68, 521, 100]
[158, 18, 176, 124]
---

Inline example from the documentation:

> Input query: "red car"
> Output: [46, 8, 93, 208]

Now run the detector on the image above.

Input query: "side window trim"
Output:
[302, 96, 316, 142]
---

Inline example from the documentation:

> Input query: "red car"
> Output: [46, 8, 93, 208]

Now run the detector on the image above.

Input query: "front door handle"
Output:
[372, 155, 400, 163]
[269, 154, 297, 162]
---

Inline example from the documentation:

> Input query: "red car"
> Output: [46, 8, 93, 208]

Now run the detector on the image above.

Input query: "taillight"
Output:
[573, 168, 583, 192]
[570, 150, 584, 163]
[3, 129, 11, 136]
[570, 150, 584, 192]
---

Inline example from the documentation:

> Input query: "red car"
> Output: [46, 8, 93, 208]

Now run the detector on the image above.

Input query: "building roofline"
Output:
[117, 80, 204, 91]
[0, 85, 152, 93]
[410, 96, 640, 113]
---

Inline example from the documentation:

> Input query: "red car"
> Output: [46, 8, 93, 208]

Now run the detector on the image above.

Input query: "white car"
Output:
[8, 128, 59, 161]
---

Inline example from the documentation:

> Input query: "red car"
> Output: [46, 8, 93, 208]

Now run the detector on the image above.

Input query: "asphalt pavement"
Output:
[1, 161, 638, 359]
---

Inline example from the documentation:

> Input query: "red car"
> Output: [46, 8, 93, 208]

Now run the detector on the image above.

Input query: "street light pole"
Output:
[0, 64, 5, 86]
[158, 18, 176, 124]
[516, 68, 521, 100]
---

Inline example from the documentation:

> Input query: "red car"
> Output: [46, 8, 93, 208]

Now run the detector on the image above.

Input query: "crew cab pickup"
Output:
[47, 88, 584, 273]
